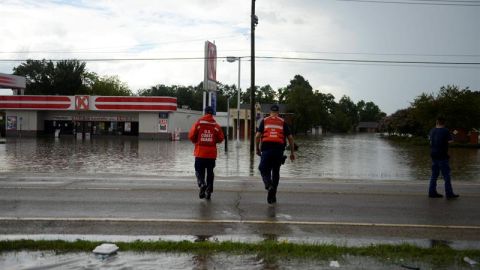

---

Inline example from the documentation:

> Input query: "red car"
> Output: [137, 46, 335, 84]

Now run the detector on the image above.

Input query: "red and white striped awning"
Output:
[0, 73, 26, 89]
[93, 96, 177, 111]
[0, 96, 73, 110]
[0, 95, 177, 112]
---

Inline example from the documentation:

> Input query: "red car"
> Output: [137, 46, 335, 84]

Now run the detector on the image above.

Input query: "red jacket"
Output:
[188, 114, 224, 159]
[262, 116, 285, 144]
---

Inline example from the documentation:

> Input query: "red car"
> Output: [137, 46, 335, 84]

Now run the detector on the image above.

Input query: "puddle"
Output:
[1, 234, 478, 269]
[0, 251, 474, 270]
[1, 234, 480, 250]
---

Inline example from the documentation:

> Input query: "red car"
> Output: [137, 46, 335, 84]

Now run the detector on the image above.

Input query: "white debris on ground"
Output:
[329, 260, 340, 268]
[463, 257, 478, 266]
[92, 243, 119, 255]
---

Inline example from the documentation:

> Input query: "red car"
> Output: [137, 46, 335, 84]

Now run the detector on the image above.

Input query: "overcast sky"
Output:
[1, 0, 479, 114]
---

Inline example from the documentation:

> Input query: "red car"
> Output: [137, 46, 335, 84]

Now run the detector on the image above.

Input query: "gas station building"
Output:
[0, 94, 203, 140]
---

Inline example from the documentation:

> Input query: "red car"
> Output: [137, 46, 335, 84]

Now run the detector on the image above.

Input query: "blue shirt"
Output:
[429, 127, 452, 160]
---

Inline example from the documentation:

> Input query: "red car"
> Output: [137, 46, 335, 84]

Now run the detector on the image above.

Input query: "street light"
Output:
[226, 56, 241, 147]
[250, 0, 257, 153]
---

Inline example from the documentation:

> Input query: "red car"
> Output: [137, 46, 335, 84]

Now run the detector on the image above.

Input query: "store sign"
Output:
[72, 116, 133, 122]
[159, 119, 168, 133]
[6, 116, 17, 130]
[203, 41, 217, 91]
[51, 116, 73, 120]
[75, 96, 89, 110]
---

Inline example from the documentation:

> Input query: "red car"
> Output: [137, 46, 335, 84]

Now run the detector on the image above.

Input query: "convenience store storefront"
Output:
[42, 112, 139, 137]
[0, 95, 197, 139]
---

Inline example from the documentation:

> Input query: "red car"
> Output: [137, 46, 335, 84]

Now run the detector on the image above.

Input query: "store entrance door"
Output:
[74, 121, 93, 139]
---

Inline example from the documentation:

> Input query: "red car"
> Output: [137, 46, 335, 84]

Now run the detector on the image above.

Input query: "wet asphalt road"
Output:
[1, 172, 480, 245]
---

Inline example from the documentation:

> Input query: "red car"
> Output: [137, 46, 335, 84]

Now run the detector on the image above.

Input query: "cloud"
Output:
[0, 0, 478, 114]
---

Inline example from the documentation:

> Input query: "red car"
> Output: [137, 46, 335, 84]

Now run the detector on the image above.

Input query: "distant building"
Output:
[228, 103, 293, 140]
[357, 122, 379, 133]
[311, 126, 323, 135]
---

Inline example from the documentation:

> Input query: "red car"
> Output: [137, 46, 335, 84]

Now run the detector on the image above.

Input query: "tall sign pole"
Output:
[250, 0, 257, 153]
[204, 41, 217, 113]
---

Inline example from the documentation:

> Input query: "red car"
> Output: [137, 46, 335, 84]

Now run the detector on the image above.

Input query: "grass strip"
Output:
[1, 239, 479, 266]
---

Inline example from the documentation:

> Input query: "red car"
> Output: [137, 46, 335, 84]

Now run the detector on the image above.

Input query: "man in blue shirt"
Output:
[428, 116, 459, 199]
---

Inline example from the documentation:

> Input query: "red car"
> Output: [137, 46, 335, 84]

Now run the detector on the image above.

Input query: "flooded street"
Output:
[1, 134, 479, 269]
[0, 251, 470, 270]
[0, 134, 479, 181]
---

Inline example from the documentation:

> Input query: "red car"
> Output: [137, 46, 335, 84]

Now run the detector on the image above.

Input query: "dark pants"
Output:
[429, 159, 455, 196]
[258, 148, 284, 191]
[195, 157, 216, 193]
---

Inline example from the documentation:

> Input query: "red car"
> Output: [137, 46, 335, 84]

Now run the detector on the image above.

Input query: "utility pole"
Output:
[250, 0, 257, 153]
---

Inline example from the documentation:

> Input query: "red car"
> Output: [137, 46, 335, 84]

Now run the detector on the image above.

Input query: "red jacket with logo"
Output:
[261, 116, 285, 144]
[188, 114, 225, 159]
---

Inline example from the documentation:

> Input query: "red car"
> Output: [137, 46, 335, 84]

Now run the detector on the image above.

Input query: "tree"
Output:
[312, 91, 336, 131]
[382, 108, 421, 136]
[408, 85, 480, 136]
[13, 59, 55, 95]
[138, 83, 204, 110]
[90, 75, 132, 96]
[435, 85, 480, 131]
[138, 84, 175, 97]
[283, 75, 315, 134]
[13, 59, 89, 95]
[13, 59, 131, 96]
[258, 85, 277, 104]
[241, 85, 278, 105]
[357, 100, 385, 122]
[52, 60, 88, 95]
[332, 95, 358, 132]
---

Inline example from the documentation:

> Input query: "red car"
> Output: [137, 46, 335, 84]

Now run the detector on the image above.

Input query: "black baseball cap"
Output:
[270, 104, 279, 112]
[204, 106, 214, 114]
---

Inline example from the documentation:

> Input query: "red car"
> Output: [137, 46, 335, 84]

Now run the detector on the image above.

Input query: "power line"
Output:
[337, 0, 480, 6]
[3, 48, 478, 58]
[256, 56, 480, 65]
[0, 56, 479, 66]
[254, 58, 480, 69]
[255, 49, 480, 58]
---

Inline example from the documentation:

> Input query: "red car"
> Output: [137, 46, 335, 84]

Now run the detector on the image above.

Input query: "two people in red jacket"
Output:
[188, 106, 224, 200]
[189, 104, 295, 204]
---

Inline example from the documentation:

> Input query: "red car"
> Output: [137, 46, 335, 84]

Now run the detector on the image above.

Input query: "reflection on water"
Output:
[0, 134, 478, 181]
[0, 251, 470, 270]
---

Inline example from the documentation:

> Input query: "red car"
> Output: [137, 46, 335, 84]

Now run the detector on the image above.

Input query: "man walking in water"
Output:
[428, 116, 459, 199]
[256, 104, 295, 204]
[188, 106, 224, 200]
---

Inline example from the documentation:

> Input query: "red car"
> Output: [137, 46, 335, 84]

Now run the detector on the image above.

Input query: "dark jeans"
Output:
[195, 157, 216, 193]
[258, 148, 284, 191]
[429, 159, 455, 196]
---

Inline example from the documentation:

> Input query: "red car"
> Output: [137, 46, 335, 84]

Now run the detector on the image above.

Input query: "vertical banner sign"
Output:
[210, 91, 217, 115]
[203, 41, 217, 92]
[6, 116, 17, 130]
[159, 119, 168, 133]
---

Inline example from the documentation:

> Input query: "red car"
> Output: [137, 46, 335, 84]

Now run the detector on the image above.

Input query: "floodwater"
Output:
[0, 250, 471, 270]
[1, 135, 479, 269]
[0, 134, 479, 181]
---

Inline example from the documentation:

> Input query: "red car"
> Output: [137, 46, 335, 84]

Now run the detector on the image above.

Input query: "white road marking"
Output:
[1, 217, 479, 230]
